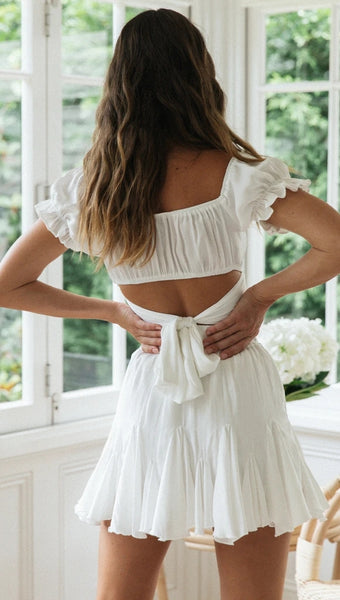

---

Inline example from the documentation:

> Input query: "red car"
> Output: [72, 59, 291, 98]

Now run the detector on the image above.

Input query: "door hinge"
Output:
[45, 362, 51, 397]
[44, 0, 59, 38]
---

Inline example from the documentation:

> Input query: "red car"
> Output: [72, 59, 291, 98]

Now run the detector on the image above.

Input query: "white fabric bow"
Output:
[152, 316, 220, 404]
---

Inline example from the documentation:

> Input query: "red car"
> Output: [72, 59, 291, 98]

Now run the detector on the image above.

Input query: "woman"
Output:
[0, 9, 338, 600]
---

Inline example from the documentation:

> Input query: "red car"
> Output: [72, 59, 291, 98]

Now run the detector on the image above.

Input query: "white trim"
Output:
[61, 74, 104, 87]
[241, 0, 333, 10]
[52, 386, 119, 425]
[114, 0, 191, 9]
[0, 69, 31, 80]
[0, 415, 113, 460]
[0, 0, 52, 434]
[245, 1, 340, 384]
[286, 383, 340, 434]
[259, 81, 335, 93]
[245, 8, 267, 283]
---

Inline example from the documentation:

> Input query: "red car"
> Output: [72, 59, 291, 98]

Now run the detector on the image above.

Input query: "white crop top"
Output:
[35, 156, 310, 285]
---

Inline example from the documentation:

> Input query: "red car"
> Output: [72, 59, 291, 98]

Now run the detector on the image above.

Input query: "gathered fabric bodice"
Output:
[35, 156, 310, 285]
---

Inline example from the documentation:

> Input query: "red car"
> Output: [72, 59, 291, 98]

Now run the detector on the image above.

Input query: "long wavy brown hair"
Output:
[79, 8, 263, 267]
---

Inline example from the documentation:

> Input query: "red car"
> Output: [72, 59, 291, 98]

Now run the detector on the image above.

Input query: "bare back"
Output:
[119, 148, 241, 317]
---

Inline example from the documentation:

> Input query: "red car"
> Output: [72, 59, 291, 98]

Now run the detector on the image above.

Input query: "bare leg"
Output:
[96, 521, 171, 600]
[214, 525, 291, 600]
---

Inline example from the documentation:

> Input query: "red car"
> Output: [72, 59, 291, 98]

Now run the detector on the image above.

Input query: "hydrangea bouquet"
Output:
[258, 317, 338, 401]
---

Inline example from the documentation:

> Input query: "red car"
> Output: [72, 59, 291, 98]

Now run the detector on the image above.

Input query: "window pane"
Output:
[62, 83, 101, 170]
[0, 0, 21, 71]
[63, 252, 113, 392]
[266, 91, 328, 200]
[125, 6, 145, 22]
[62, 83, 113, 392]
[62, 0, 112, 78]
[0, 79, 22, 403]
[265, 91, 328, 323]
[266, 9, 330, 83]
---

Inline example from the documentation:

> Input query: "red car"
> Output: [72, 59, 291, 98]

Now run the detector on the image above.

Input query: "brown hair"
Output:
[79, 8, 263, 267]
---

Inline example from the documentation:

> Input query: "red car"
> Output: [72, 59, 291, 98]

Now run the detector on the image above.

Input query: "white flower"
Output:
[258, 317, 338, 385]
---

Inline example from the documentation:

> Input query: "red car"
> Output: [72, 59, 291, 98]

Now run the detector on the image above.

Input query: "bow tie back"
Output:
[152, 316, 220, 405]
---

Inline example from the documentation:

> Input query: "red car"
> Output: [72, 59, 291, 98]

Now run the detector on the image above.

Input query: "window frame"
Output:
[0, 0, 191, 433]
[0, 0, 51, 434]
[244, 0, 340, 382]
[2, 0, 338, 434]
[48, 0, 192, 425]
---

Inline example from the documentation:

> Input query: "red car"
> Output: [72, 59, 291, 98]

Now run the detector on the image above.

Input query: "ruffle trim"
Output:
[74, 418, 328, 545]
[257, 176, 311, 235]
[35, 198, 81, 251]
[35, 167, 84, 252]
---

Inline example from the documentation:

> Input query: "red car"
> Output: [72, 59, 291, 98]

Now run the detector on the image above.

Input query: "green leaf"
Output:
[285, 380, 329, 401]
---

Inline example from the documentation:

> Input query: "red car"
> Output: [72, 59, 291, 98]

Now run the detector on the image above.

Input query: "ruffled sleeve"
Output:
[227, 156, 311, 235]
[35, 167, 84, 251]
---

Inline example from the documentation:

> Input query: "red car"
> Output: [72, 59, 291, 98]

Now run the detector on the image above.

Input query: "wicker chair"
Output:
[295, 477, 340, 600]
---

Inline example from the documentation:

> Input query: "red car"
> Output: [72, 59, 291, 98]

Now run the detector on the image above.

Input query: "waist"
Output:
[125, 274, 247, 405]
[124, 273, 246, 328]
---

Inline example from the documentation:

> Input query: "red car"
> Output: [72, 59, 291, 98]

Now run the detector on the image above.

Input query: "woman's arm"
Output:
[0, 220, 161, 351]
[203, 189, 340, 359]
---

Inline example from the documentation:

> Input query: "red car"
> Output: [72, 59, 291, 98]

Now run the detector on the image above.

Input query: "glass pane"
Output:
[62, 83, 113, 391]
[265, 91, 328, 323]
[125, 6, 145, 22]
[266, 9, 330, 83]
[63, 252, 113, 392]
[266, 91, 328, 199]
[62, 0, 113, 78]
[0, 0, 21, 71]
[0, 79, 22, 402]
[62, 83, 101, 170]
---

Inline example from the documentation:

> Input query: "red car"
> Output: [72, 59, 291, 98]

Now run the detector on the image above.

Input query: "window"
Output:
[246, 1, 340, 381]
[0, 0, 191, 434]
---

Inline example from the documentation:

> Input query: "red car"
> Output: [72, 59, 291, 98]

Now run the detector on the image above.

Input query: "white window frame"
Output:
[243, 0, 340, 381]
[47, 0, 192, 425]
[0, 0, 191, 434]
[0, 0, 50, 434]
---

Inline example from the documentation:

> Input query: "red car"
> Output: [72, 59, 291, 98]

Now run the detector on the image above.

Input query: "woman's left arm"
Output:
[203, 189, 340, 359]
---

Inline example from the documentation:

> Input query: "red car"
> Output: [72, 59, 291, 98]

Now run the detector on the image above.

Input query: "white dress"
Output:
[35, 155, 329, 545]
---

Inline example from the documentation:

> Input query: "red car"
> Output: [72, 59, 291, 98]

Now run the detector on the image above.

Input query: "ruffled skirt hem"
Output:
[74, 418, 329, 546]
[74, 510, 328, 546]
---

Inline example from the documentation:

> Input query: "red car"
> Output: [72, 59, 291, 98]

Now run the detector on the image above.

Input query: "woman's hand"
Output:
[114, 302, 162, 354]
[202, 288, 269, 360]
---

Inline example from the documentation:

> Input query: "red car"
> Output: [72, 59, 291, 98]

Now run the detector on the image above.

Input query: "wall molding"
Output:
[0, 472, 33, 600]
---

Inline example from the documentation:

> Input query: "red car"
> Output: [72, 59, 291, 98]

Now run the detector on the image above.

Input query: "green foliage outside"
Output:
[0, 5, 338, 400]
[264, 9, 330, 324]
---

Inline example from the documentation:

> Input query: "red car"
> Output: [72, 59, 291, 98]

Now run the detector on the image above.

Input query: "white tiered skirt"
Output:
[74, 276, 329, 545]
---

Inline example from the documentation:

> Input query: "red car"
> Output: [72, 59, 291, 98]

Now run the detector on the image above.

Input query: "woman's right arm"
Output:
[0, 220, 161, 351]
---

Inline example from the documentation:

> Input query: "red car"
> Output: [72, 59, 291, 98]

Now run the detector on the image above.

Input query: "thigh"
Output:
[96, 521, 171, 600]
[214, 525, 291, 600]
